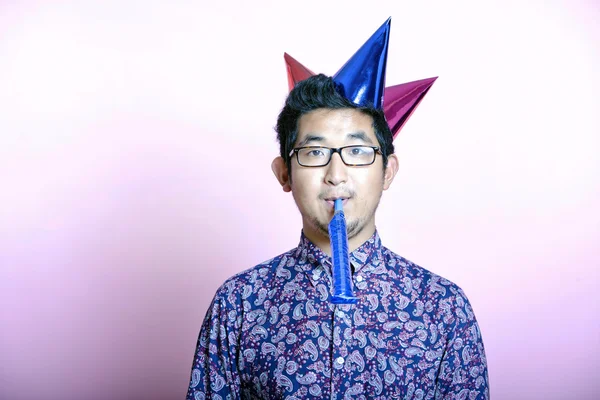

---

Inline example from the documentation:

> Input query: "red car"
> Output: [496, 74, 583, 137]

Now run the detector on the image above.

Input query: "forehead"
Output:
[296, 108, 376, 143]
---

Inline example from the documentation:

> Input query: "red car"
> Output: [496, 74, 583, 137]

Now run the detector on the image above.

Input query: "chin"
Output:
[345, 219, 364, 239]
[307, 213, 368, 241]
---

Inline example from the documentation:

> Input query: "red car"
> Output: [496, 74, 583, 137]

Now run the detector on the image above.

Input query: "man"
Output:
[186, 19, 489, 400]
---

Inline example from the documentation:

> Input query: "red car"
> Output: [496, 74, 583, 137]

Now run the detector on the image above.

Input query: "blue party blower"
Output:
[329, 199, 358, 304]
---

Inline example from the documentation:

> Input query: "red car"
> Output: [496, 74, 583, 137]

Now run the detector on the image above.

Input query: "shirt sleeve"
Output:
[435, 289, 490, 400]
[186, 289, 242, 400]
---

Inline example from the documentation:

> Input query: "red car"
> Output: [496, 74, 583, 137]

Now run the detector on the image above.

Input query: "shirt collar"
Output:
[294, 229, 383, 275]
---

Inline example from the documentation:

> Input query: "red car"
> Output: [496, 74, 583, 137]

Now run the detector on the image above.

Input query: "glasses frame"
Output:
[289, 145, 381, 167]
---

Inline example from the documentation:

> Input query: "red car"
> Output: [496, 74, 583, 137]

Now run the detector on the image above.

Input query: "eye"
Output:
[306, 149, 326, 157]
[350, 147, 367, 155]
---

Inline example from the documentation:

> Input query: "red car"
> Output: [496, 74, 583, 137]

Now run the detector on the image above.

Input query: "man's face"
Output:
[285, 108, 397, 243]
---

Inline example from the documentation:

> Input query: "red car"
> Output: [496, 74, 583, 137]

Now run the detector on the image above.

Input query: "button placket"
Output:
[331, 303, 353, 380]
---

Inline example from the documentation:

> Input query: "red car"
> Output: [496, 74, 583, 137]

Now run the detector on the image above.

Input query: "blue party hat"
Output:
[332, 18, 390, 109]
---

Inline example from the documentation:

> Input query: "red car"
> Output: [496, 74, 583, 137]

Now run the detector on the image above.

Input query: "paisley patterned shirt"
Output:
[186, 231, 489, 399]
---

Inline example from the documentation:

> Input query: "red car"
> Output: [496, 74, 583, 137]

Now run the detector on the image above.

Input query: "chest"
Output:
[237, 287, 448, 399]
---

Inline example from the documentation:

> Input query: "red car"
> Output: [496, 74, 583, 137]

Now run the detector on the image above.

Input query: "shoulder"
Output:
[381, 246, 465, 293]
[211, 247, 300, 306]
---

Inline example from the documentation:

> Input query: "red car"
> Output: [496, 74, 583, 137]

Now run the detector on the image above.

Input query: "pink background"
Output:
[1, 1, 598, 399]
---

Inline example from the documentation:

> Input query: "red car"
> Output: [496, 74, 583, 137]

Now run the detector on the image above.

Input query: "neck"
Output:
[302, 219, 376, 256]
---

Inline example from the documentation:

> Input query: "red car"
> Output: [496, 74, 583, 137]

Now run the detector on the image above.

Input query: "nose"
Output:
[324, 152, 348, 186]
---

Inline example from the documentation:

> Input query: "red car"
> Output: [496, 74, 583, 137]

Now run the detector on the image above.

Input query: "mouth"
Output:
[324, 197, 350, 209]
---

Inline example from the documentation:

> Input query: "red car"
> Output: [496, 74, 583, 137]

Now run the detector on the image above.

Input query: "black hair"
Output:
[275, 74, 395, 176]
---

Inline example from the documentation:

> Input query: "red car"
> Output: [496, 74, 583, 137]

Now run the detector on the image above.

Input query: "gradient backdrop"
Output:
[1, 1, 599, 399]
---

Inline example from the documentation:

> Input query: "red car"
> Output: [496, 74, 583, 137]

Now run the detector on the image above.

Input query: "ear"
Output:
[382, 154, 399, 190]
[271, 157, 292, 192]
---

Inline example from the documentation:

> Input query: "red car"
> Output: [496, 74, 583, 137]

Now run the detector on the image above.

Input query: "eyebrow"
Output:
[296, 134, 325, 147]
[347, 131, 374, 144]
[296, 131, 374, 147]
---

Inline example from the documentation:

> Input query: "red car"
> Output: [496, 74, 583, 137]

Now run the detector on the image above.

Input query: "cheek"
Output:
[291, 171, 324, 206]
[292, 170, 323, 191]
[354, 171, 384, 199]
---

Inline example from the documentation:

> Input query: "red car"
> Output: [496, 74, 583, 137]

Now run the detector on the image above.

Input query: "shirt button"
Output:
[336, 356, 345, 365]
[356, 275, 364, 282]
[336, 310, 345, 318]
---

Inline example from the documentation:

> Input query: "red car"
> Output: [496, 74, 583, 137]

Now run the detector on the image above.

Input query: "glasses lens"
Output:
[297, 147, 331, 166]
[341, 146, 375, 165]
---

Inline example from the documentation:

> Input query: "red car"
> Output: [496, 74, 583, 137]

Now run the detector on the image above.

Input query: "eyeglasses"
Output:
[289, 145, 381, 167]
